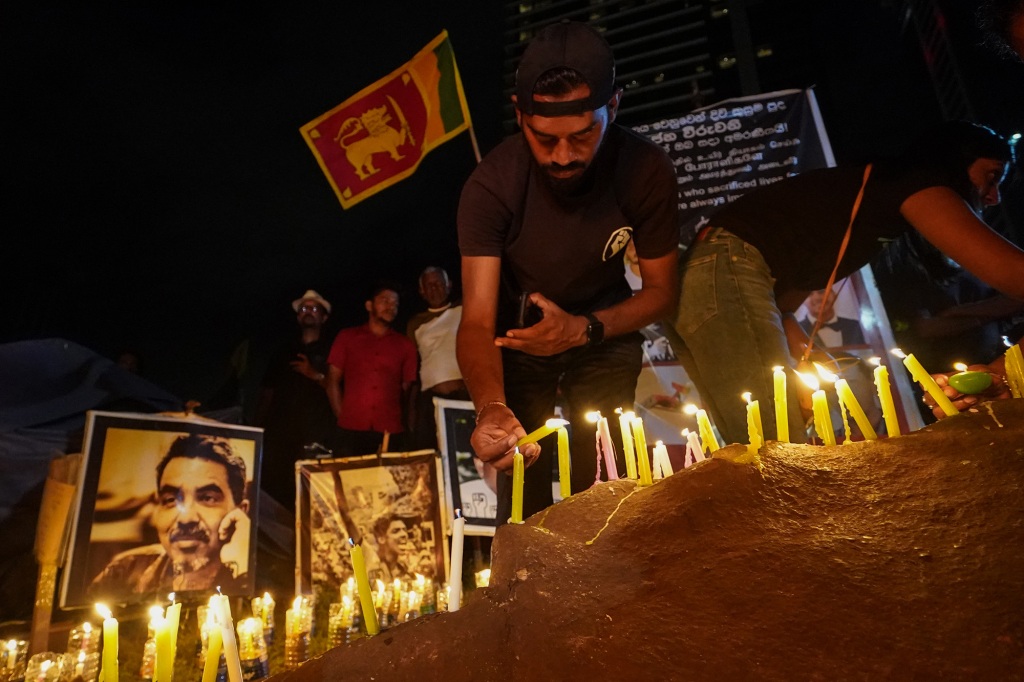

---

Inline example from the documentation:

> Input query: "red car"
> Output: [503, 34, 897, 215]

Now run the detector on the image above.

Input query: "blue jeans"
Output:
[670, 228, 806, 445]
[496, 334, 642, 524]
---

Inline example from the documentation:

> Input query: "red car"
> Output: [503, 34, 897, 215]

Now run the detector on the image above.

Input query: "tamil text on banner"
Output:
[300, 31, 472, 210]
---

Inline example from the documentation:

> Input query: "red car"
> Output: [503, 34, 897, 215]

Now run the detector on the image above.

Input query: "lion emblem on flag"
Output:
[334, 96, 416, 180]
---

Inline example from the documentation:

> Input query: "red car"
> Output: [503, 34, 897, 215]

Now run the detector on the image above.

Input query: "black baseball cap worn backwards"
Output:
[514, 21, 616, 117]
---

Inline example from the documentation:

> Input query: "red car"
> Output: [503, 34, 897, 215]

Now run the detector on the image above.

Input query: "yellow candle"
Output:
[773, 366, 789, 442]
[348, 540, 379, 636]
[745, 399, 763, 456]
[812, 389, 836, 446]
[165, 597, 181, 667]
[201, 623, 222, 682]
[873, 364, 901, 437]
[510, 450, 525, 523]
[695, 409, 720, 453]
[835, 378, 877, 440]
[516, 418, 568, 446]
[1006, 344, 1024, 398]
[616, 409, 638, 480]
[95, 604, 118, 682]
[153, 612, 172, 682]
[631, 417, 653, 487]
[556, 426, 571, 500]
[902, 353, 958, 417]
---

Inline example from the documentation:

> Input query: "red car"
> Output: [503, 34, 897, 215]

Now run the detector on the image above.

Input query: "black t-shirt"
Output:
[458, 125, 680, 332]
[260, 335, 335, 445]
[713, 160, 961, 293]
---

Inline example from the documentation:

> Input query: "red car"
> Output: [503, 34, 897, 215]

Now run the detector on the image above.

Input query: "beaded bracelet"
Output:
[476, 400, 508, 423]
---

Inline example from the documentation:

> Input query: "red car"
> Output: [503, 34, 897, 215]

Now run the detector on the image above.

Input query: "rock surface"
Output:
[273, 400, 1024, 681]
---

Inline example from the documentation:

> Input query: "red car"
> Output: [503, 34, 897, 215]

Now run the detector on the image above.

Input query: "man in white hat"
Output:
[255, 289, 338, 508]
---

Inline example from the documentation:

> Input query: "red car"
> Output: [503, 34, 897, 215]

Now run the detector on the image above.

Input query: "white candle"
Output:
[652, 441, 673, 478]
[214, 594, 243, 682]
[448, 510, 465, 612]
[587, 412, 618, 481]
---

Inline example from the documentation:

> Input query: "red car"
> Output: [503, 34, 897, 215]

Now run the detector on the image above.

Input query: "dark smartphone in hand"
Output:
[516, 292, 543, 328]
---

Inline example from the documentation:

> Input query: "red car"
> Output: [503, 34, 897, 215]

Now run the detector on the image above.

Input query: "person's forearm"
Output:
[782, 314, 810, 360]
[592, 283, 676, 340]
[456, 323, 506, 409]
[937, 294, 1024, 321]
[326, 370, 344, 420]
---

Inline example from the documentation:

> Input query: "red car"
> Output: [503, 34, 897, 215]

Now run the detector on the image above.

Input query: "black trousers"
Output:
[495, 333, 642, 524]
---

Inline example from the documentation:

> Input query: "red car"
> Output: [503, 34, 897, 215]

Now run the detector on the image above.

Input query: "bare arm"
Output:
[456, 255, 538, 471]
[901, 187, 1024, 300]
[497, 250, 680, 355]
[326, 364, 344, 421]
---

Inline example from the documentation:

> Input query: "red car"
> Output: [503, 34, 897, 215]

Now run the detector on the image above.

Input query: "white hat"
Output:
[292, 289, 332, 314]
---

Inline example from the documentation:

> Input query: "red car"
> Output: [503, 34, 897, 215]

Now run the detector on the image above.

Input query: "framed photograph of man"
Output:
[295, 452, 445, 600]
[60, 411, 262, 609]
[434, 398, 498, 536]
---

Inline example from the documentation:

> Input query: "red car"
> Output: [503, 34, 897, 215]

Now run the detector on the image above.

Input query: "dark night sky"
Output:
[3, 2, 1022, 406]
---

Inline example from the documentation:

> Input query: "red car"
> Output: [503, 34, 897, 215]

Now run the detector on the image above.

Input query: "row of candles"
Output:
[6, 551, 494, 681]
[506, 345, 1024, 521]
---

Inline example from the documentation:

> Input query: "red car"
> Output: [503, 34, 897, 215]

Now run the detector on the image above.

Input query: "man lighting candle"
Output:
[456, 20, 680, 524]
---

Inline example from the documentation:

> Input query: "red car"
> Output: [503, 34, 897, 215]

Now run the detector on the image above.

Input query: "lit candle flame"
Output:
[953, 362, 968, 372]
[621, 410, 636, 420]
[814, 362, 838, 384]
[681, 428, 690, 437]
[741, 391, 752, 404]
[584, 411, 601, 423]
[682, 403, 698, 415]
[772, 365, 783, 372]
[95, 604, 112, 620]
[544, 418, 569, 428]
[148, 605, 164, 624]
[292, 596, 303, 611]
[168, 592, 176, 605]
[890, 347, 907, 359]
[796, 371, 820, 391]
[868, 356, 881, 366]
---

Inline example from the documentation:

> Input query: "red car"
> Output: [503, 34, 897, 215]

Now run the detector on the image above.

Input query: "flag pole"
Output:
[467, 125, 482, 164]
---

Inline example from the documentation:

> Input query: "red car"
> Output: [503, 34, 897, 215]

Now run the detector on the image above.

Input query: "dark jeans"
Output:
[495, 333, 643, 524]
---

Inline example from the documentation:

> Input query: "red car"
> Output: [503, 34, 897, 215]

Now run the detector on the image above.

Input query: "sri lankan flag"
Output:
[300, 31, 473, 210]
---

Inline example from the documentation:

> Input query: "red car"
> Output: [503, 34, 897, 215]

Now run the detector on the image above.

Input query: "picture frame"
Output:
[61, 411, 262, 608]
[295, 451, 446, 599]
[434, 398, 498, 536]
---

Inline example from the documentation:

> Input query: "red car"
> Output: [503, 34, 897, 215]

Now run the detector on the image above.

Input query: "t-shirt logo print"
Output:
[603, 226, 633, 261]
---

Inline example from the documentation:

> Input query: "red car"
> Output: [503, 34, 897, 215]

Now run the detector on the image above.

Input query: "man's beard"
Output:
[540, 161, 590, 195]
[169, 525, 213, 573]
[172, 555, 212, 574]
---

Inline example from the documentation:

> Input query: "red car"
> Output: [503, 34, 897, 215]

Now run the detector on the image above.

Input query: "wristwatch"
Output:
[584, 313, 605, 347]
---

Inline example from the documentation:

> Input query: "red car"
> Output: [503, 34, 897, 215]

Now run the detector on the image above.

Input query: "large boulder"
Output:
[274, 399, 1024, 681]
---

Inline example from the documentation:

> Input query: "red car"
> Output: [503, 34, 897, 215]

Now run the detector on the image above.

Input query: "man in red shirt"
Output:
[326, 283, 418, 456]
